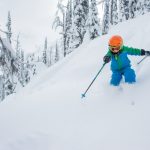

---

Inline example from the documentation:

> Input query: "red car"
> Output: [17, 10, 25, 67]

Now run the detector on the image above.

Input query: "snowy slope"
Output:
[0, 13, 150, 150]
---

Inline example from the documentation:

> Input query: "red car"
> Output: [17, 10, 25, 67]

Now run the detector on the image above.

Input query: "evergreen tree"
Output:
[55, 41, 59, 63]
[24, 60, 30, 84]
[53, 1, 67, 57]
[16, 34, 20, 68]
[130, 0, 138, 19]
[110, 0, 118, 25]
[144, 0, 150, 12]
[136, 0, 145, 16]
[102, 0, 110, 34]
[86, 0, 101, 39]
[81, 0, 89, 16]
[0, 75, 5, 101]
[6, 11, 12, 44]
[124, 0, 130, 20]
[81, 0, 89, 36]
[4, 78, 14, 96]
[64, 0, 73, 55]
[15, 35, 23, 85]
[69, 22, 81, 49]
[119, 0, 130, 22]
[20, 50, 25, 86]
[48, 47, 53, 67]
[0, 34, 16, 98]
[71, 0, 86, 48]
[73, 0, 83, 46]
[17, 49, 22, 84]
[43, 37, 47, 65]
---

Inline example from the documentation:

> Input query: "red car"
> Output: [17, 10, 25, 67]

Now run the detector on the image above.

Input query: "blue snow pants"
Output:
[110, 67, 136, 86]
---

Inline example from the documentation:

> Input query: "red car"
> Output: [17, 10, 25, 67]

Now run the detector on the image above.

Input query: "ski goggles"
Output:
[109, 45, 121, 52]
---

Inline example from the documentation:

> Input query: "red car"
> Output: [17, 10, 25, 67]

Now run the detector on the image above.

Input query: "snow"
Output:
[0, 13, 150, 150]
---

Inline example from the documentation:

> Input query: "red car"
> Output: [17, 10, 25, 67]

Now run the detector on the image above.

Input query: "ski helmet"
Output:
[109, 35, 123, 47]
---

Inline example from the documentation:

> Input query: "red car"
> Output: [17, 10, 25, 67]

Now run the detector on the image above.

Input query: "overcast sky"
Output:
[0, 0, 61, 53]
[0, 0, 103, 54]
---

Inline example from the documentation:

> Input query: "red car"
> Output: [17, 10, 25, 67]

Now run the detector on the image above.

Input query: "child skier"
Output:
[103, 35, 150, 86]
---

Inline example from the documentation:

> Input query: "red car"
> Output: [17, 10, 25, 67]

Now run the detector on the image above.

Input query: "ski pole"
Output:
[137, 55, 147, 65]
[81, 63, 106, 98]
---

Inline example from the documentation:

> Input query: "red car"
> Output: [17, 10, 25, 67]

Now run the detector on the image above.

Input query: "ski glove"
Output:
[103, 55, 111, 63]
[141, 49, 150, 56]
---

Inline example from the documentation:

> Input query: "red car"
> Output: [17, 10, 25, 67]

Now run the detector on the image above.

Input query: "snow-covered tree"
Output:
[43, 37, 47, 65]
[71, 0, 87, 48]
[136, 0, 145, 16]
[102, 0, 110, 34]
[119, 0, 130, 22]
[53, 0, 67, 57]
[24, 60, 30, 84]
[24, 54, 37, 83]
[6, 11, 12, 44]
[0, 36, 17, 96]
[130, 0, 138, 19]
[47, 47, 53, 67]
[15, 35, 24, 86]
[64, 0, 73, 55]
[110, 0, 118, 25]
[16, 34, 20, 68]
[144, 0, 150, 12]
[81, 0, 89, 36]
[81, 0, 89, 16]
[55, 41, 59, 63]
[20, 50, 25, 86]
[86, 0, 101, 39]
[0, 75, 5, 101]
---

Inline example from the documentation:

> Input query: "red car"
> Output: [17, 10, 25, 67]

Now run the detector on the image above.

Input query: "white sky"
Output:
[0, 0, 60, 53]
[0, 0, 103, 54]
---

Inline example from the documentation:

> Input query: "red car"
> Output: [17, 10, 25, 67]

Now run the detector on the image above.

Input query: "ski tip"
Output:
[81, 94, 86, 98]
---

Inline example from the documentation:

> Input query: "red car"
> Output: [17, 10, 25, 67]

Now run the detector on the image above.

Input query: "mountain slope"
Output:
[0, 13, 150, 150]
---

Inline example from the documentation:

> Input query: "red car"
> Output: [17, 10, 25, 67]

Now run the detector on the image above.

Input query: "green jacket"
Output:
[105, 46, 142, 70]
